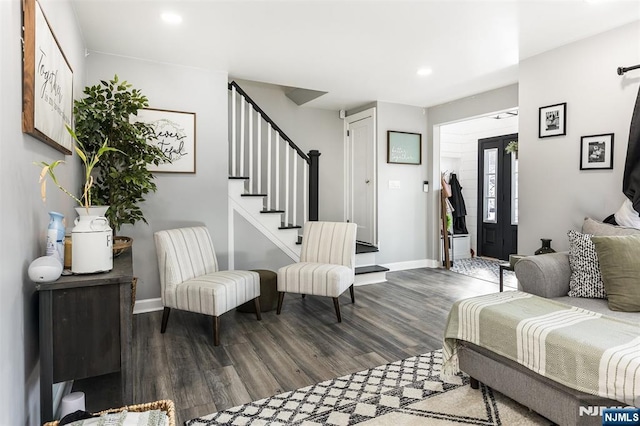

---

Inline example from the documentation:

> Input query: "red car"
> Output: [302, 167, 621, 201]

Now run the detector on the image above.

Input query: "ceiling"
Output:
[71, 0, 640, 111]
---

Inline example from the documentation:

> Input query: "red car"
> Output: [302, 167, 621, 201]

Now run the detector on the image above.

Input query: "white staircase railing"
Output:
[228, 81, 319, 227]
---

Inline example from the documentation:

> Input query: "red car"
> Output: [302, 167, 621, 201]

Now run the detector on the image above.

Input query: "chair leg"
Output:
[213, 316, 220, 346]
[254, 297, 262, 321]
[160, 307, 171, 333]
[349, 284, 355, 304]
[333, 297, 342, 323]
[277, 292, 285, 315]
[301, 294, 306, 299]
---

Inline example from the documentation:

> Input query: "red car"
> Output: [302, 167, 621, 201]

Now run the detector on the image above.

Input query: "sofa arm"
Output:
[514, 252, 571, 298]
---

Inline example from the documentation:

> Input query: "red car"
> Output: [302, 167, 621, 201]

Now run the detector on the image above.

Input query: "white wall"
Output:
[375, 102, 430, 264]
[0, 0, 86, 423]
[86, 53, 229, 301]
[426, 84, 519, 261]
[518, 22, 640, 254]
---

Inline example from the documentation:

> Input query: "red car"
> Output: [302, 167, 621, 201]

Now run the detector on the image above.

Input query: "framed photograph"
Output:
[580, 133, 614, 170]
[22, 0, 74, 154]
[538, 103, 567, 138]
[387, 131, 422, 165]
[135, 108, 196, 173]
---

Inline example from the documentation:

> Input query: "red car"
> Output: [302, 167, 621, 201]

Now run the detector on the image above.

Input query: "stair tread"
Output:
[229, 176, 250, 180]
[356, 242, 379, 254]
[279, 224, 302, 229]
[261, 209, 285, 213]
[241, 193, 267, 197]
[355, 265, 389, 274]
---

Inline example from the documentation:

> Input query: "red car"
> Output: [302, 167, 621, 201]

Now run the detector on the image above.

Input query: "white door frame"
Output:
[344, 107, 377, 245]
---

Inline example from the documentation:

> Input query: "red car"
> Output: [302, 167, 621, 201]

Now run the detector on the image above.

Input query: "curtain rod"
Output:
[617, 64, 640, 75]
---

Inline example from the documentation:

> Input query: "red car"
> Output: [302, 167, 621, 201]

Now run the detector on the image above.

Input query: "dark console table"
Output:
[36, 251, 134, 423]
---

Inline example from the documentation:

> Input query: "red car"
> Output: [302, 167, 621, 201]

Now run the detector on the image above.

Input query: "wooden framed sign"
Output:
[22, 0, 74, 154]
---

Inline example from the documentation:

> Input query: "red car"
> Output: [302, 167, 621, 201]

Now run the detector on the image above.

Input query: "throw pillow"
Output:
[581, 217, 640, 236]
[567, 230, 606, 298]
[591, 234, 640, 312]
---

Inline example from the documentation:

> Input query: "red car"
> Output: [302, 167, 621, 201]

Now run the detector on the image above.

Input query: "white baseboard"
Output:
[133, 297, 164, 314]
[381, 258, 438, 271]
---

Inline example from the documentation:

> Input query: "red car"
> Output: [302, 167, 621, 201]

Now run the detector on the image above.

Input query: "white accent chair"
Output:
[154, 226, 261, 346]
[277, 221, 357, 322]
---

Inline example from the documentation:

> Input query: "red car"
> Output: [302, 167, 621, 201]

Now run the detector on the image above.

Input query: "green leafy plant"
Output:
[72, 75, 168, 233]
[36, 125, 121, 209]
[505, 140, 518, 158]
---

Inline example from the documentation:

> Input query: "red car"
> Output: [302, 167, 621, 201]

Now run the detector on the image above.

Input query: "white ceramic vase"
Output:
[71, 206, 113, 274]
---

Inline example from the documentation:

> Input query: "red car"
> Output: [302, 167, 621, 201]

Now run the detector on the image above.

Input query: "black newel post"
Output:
[308, 150, 321, 221]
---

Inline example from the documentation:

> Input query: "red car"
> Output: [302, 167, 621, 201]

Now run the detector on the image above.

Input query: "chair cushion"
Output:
[278, 262, 353, 297]
[166, 270, 260, 316]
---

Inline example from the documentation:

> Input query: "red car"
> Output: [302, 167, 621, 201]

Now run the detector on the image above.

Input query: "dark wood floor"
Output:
[73, 267, 503, 424]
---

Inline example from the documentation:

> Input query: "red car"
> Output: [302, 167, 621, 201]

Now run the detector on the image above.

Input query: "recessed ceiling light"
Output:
[417, 68, 433, 77]
[161, 12, 182, 25]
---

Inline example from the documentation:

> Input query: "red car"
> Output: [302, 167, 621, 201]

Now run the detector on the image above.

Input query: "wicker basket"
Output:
[43, 399, 175, 426]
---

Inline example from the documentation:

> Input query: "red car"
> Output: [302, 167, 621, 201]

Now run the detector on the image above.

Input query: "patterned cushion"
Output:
[300, 221, 357, 270]
[567, 230, 606, 298]
[154, 226, 260, 316]
[154, 227, 219, 290]
[169, 270, 260, 316]
[278, 262, 353, 297]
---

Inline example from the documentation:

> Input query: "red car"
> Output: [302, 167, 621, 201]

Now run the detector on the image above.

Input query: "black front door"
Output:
[477, 134, 518, 260]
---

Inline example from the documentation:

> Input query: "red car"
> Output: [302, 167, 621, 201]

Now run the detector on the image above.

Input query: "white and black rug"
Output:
[450, 258, 517, 288]
[187, 350, 550, 425]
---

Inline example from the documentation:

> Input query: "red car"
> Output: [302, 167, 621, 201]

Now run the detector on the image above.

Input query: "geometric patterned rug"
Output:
[450, 257, 518, 289]
[186, 350, 551, 425]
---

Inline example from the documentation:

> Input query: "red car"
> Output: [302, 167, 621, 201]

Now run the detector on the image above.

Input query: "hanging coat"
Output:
[448, 173, 469, 234]
[623, 85, 640, 214]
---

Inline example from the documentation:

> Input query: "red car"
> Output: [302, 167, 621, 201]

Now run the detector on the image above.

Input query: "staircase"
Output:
[228, 81, 387, 285]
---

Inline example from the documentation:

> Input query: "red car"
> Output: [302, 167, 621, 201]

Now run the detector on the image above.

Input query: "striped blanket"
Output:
[443, 291, 640, 405]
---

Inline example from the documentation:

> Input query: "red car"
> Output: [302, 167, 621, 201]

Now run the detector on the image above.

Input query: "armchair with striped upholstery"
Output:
[154, 226, 261, 346]
[277, 221, 357, 322]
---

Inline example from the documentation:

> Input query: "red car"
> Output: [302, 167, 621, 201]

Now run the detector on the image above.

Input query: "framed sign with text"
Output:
[22, 0, 74, 154]
[135, 108, 197, 173]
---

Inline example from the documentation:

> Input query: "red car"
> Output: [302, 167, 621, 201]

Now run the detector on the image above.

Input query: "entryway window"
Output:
[483, 148, 498, 223]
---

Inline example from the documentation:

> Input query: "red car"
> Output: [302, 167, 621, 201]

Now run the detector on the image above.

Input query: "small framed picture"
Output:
[387, 131, 422, 165]
[580, 133, 614, 170]
[539, 103, 567, 138]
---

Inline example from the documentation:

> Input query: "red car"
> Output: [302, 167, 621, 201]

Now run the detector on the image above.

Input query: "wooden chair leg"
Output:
[333, 297, 342, 323]
[213, 316, 220, 346]
[254, 297, 262, 321]
[277, 292, 285, 315]
[160, 307, 171, 333]
[349, 284, 355, 304]
[470, 377, 480, 389]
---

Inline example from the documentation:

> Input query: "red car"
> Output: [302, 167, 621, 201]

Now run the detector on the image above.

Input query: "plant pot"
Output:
[71, 206, 113, 274]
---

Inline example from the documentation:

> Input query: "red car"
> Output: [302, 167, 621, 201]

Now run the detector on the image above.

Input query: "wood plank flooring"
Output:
[72, 267, 504, 424]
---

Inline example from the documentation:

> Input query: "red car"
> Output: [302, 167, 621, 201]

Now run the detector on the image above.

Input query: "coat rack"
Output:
[440, 188, 451, 269]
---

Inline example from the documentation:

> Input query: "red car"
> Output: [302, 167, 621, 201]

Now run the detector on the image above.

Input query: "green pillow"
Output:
[591, 234, 640, 312]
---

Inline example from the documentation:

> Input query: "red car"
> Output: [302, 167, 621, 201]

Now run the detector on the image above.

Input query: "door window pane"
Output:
[483, 148, 498, 223]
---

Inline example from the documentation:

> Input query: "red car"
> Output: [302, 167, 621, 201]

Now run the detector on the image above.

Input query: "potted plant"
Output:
[505, 140, 518, 159]
[72, 75, 167, 237]
[37, 125, 122, 273]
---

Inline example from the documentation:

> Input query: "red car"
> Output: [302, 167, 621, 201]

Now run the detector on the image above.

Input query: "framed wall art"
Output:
[538, 102, 567, 138]
[387, 130, 422, 165]
[135, 108, 196, 173]
[22, 0, 74, 154]
[580, 133, 614, 170]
